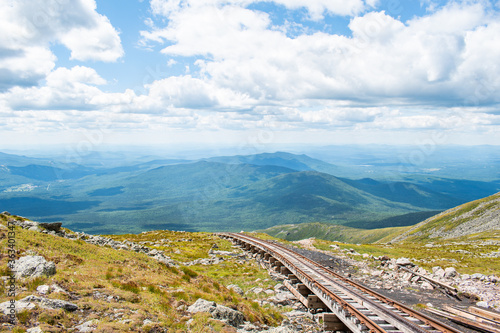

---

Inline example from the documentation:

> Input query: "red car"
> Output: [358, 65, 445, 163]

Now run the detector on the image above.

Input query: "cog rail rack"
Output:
[219, 232, 462, 333]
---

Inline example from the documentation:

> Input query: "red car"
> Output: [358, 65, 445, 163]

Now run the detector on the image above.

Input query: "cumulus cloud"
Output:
[6, 66, 106, 111]
[140, 0, 500, 111]
[0, 0, 123, 90]
[2, 0, 500, 142]
[149, 0, 370, 19]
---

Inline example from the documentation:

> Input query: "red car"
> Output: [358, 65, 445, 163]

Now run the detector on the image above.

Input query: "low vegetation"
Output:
[0, 214, 283, 332]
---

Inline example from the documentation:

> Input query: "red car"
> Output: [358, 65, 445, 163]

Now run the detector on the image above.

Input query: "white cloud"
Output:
[149, 0, 371, 19]
[6, 66, 106, 111]
[0, 0, 123, 91]
[2, 0, 500, 144]
[140, 1, 500, 110]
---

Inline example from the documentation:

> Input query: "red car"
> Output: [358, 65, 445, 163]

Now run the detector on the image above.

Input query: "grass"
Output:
[392, 192, 500, 242]
[0, 213, 285, 332]
[259, 222, 406, 244]
[313, 232, 500, 276]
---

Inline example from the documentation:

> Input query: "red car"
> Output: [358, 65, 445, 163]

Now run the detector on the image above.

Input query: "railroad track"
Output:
[219, 232, 462, 333]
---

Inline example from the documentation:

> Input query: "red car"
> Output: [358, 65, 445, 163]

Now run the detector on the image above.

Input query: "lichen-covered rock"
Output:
[396, 258, 412, 266]
[74, 319, 98, 332]
[444, 267, 458, 278]
[227, 284, 244, 295]
[0, 295, 78, 314]
[39, 222, 62, 232]
[21, 295, 78, 311]
[188, 298, 244, 327]
[13, 256, 56, 278]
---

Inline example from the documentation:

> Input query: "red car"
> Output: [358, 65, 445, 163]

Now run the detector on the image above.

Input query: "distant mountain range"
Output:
[1, 150, 499, 234]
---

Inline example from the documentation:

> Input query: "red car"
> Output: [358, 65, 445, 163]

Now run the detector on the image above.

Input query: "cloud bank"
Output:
[1, 0, 499, 145]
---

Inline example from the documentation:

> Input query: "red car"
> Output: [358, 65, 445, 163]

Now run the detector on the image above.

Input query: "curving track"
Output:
[219, 232, 461, 333]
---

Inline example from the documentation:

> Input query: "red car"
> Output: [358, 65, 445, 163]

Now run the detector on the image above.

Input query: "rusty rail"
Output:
[220, 232, 463, 333]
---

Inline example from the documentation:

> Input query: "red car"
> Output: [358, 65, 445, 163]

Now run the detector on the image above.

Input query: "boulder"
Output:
[187, 298, 244, 327]
[267, 291, 296, 306]
[444, 267, 458, 279]
[0, 298, 36, 314]
[21, 295, 78, 311]
[421, 281, 434, 290]
[13, 256, 56, 278]
[274, 283, 287, 292]
[476, 301, 489, 308]
[396, 258, 412, 266]
[434, 268, 446, 278]
[37, 285, 50, 295]
[27, 328, 44, 333]
[227, 284, 244, 296]
[211, 304, 245, 327]
[188, 298, 216, 313]
[39, 222, 62, 232]
[0, 295, 78, 314]
[75, 319, 98, 332]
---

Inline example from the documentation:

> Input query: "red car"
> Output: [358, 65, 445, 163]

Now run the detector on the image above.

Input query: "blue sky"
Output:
[1, 0, 500, 150]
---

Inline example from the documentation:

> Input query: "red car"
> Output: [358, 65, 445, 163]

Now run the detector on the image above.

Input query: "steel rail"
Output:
[232, 233, 428, 333]
[221, 233, 463, 333]
[224, 233, 386, 333]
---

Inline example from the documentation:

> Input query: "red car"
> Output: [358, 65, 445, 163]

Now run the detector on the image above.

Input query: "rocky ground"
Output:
[1, 216, 324, 332]
[292, 238, 500, 332]
[2, 216, 499, 333]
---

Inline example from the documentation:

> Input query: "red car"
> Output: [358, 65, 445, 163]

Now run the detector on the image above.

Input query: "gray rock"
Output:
[266, 326, 301, 333]
[21, 295, 78, 311]
[421, 281, 434, 290]
[253, 287, 264, 294]
[188, 299, 217, 313]
[267, 291, 296, 306]
[396, 258, 413, 266]
[472, 273, 485, 280]
[143, 319, 154, 326]
[444, 267, 458, 279]
[274, 283, 287, 292]
[37, 285, 50, 295]
[0, 298, 36, 314]
[476, 301, 489, 308]
[211, 304, 245, 327]
[0, 295, 78, 314]
[13, 256, 56, 278]
[39, 222, 62, 232]
[51, 283, 67, 294]
[434, 268, 446, 278]
[432, 266, 442, 274]
[188, 298, 244, 327]
[27, 327, 44, 333]
[227, 284, 244, 295]
[75, 319, 98, 332]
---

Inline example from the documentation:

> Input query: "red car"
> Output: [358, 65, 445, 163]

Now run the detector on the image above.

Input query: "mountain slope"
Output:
[259, 222, 406, 244]
[205, 151, 343, 175]
[389, 192, 500, 242]
[2, 151, 498, 235]
[342, 178, 462, 211]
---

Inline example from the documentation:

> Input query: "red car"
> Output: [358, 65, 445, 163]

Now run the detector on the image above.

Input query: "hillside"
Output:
[388, 192, 500, 243]
[259, 222, 406, 244]
[0, 212, 308, 332]
[1, 151, 499, 234]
